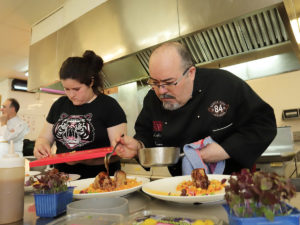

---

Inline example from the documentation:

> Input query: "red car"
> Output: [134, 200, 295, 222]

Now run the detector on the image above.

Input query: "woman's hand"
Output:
[33, 137, 52, 159]
[34, 122, 55, 159]
[115, 135, 142, 159]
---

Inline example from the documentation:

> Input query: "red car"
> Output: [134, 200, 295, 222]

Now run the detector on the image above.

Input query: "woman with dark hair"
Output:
[34, 50, 127, 179]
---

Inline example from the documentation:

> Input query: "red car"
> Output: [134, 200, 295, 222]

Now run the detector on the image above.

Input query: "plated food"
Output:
[70, 170, 149, 199]
[142, 169, 230, 204]
[133, 216, 215, 225]
[177, 168, 226, 196]
[74, 170, 141, 194]
[130, 210, 223, 225]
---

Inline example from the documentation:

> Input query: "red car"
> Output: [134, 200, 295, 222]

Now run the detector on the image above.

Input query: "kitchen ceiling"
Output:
[29, 0, 299, 91]
[0, 0, 66, 81]
[2, 0, 299, 90]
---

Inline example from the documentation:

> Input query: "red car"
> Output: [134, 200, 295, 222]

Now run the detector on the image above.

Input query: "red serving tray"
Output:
[29, 147, 114, 167]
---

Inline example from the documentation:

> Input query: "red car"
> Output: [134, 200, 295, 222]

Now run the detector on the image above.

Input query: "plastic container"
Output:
[47, 212, 124, 225]
[129, 210, 223, 225]
[0, 136, 9, 158]
[67, 197, 129, 217]
[223, 204, 300, 225]
[34, 187, 74, 217]
[0, 141, 25, 224]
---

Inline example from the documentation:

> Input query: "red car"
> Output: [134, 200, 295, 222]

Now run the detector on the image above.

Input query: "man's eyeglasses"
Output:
[147, 66, 191, 89]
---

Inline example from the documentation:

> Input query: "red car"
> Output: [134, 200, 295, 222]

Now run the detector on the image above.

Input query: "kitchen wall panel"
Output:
[247, 70, 300, 132]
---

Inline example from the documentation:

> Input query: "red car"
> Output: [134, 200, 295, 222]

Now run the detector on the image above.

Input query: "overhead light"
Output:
[25, 71, 29, 77]
[11, 79, 28, 92]
[290, 18, 300, 44]
[14, 85, 27, 91]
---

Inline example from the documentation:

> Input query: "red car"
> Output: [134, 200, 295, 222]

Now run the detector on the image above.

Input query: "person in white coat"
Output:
[0, 98, 29, 157]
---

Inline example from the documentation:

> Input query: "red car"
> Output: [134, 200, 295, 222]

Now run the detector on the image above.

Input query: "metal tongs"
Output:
[104, 134, 124, 175]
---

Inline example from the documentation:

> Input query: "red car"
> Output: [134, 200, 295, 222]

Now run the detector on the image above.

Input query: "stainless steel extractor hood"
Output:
[28, 0, 299, 91]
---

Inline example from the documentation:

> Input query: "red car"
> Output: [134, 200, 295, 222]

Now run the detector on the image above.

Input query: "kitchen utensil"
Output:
[29, 147, 113, 168]
[138, 147, 181, 167]
[104, 134, 124, 174]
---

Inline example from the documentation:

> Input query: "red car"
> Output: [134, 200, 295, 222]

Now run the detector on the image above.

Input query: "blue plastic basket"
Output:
[223, 204, 300, 225]
[34, 187, 74, 218]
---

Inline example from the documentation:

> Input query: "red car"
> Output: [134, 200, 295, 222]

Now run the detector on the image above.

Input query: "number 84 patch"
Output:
[208, 100, 229, 117]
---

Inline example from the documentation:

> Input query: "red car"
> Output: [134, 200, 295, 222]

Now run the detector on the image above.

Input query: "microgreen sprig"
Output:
[224, 168, 296, 221]
[25, 168, 69, 194]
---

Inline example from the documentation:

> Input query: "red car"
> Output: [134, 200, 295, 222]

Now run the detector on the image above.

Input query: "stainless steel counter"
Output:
[17, 190, 300, 225]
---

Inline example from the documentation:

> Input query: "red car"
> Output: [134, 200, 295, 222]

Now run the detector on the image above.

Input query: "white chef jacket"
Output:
[0, 116, 29, 157]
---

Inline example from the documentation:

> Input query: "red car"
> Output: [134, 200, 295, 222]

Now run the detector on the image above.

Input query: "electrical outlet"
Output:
[293, 131, 300, 141]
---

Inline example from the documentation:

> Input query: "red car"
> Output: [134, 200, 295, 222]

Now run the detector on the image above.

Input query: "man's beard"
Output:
[162, 101, 181, 110]
[160, 94, 181, 111]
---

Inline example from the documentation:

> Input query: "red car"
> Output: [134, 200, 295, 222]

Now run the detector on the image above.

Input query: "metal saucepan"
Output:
[138, 147, 181, 167]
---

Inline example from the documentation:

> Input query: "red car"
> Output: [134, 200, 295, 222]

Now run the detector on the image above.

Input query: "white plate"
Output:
[70, 176, 150, 199]
[142, 174, 230, 204]
[25, 171, 41, 180]
[68, 174, 81, 181]
[24, 171, 41, 192]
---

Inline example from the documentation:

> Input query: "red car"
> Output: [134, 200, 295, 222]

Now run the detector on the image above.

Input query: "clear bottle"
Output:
[0, 141, 25, 224]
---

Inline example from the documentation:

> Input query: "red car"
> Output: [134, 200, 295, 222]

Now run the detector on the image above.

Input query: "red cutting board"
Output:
[29, 147, 114, 167]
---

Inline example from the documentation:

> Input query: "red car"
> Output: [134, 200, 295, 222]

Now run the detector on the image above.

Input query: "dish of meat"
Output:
[142, 173, 230, 204]
[70, 172, 150, 199]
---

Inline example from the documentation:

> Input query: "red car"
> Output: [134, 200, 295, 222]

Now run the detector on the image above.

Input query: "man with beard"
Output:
[116, 42, 277, 176]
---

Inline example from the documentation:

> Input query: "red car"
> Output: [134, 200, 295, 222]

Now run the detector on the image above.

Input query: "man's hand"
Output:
[115, 135, 141, 159]
[199, 142, 230, 163]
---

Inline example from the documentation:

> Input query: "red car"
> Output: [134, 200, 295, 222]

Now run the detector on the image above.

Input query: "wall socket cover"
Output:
[293, 131, 300, 141]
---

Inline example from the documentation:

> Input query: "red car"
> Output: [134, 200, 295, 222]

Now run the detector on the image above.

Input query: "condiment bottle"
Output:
[0, 141, 25, 224]
[0, 136, 9, 158]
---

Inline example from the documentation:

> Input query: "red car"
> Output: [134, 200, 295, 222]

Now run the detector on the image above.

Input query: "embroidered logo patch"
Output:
[208, 101, 229, 117]
[153, 121, 163, 132]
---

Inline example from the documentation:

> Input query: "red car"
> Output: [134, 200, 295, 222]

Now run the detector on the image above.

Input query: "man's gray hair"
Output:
[153, 42, 194, 68]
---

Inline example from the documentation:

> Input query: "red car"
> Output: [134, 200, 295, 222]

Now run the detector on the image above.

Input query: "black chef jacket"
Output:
[134, 68, 277, 176]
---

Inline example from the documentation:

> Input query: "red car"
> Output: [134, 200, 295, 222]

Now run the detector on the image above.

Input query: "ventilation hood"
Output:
[28, 0, 300, 91]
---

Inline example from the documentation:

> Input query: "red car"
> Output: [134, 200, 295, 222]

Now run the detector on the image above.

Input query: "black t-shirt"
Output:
[47, 94, 127, 178]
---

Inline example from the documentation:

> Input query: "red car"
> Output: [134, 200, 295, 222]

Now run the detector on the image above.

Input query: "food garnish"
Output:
[24, 168, 69, 194]
[132, 215, 215, 225]
[225, 168, 296, 221]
